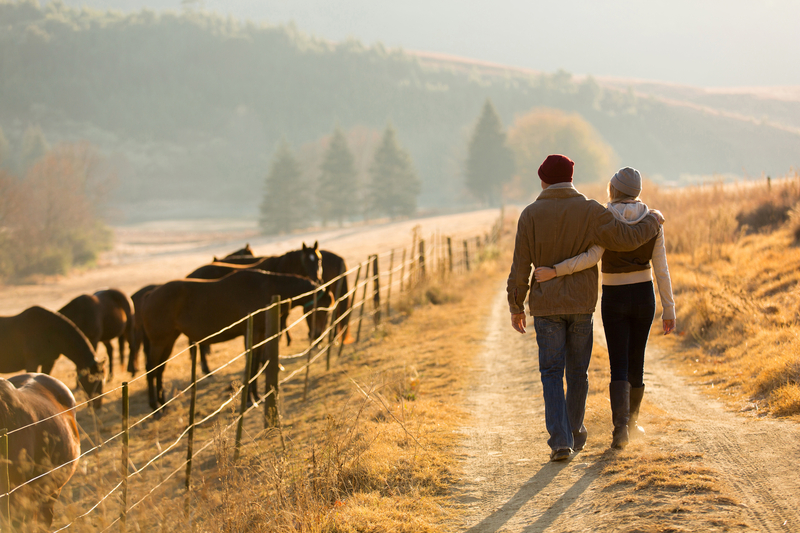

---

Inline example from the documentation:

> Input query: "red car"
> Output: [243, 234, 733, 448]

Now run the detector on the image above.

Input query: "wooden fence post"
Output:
[386, 250, 394, 318]
[327, 278, 344, 370]
[264, 296, 281, 428]
[399, 249, 407, 293]
[475, 236, 482, 261]
[372, 254, 381, 325]
[303, 286, 318, 402]
[184, 343, 198, 519]
[447, 237, 453, 273]
[1, 428, 9, 526]
[463, 240, 470, 271]
[234, 315, 254, 462]
[419, 240, 426, 279]
[356, 258, 371, 343]
[120, 382, 129, 532]
[338, 265, 361, 360]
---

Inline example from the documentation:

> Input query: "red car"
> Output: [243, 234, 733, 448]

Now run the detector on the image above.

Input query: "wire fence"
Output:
[0, 215, 504, 532]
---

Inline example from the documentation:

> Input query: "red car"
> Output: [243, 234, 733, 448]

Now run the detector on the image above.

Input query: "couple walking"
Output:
[507, 154, 675, 462]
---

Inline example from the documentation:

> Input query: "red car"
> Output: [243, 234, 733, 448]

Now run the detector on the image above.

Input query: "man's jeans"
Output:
[533, 314, 593, 451]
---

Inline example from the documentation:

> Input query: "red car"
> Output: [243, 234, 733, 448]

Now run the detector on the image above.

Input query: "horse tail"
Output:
[101, 289, 135, 343]
[26, 306, 98, 371]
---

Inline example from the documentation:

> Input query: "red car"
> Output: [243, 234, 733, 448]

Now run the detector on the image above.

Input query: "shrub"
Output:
[736, 200, 792, 233]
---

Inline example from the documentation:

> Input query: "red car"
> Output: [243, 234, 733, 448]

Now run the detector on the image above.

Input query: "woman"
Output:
[534, 167, 676, 449]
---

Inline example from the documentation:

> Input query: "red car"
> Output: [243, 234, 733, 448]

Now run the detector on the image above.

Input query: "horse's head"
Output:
[301, 241, 323, 283]
[78, 359, 105, 409]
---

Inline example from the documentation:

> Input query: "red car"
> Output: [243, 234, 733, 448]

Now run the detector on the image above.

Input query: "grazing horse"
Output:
[212, 243, 254, 262]
[0, 374, 81, 528]
[58, 289, 133, 378]
[0, 306, 104, 408]
[141, 270, 330, 411]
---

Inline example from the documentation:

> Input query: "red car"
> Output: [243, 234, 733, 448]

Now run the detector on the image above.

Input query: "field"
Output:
[3, 183, 800, 532]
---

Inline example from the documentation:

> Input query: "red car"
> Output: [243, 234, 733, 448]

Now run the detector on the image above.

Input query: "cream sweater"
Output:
[552, 200, 676, 320]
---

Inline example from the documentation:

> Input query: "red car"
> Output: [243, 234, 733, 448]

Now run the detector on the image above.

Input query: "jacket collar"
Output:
[536, 184, 583, 200]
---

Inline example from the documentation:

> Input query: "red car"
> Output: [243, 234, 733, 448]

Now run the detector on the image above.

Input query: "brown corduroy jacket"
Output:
[507, 185, 660, 316]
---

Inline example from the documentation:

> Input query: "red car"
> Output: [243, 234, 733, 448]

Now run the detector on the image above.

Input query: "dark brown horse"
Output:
[212, 243, 254, 262]
[0, 306, 104, 408]
[140, 270, 330, 410]
[0, 373, 81, 528]
[58, 288, 133, 378]
[129, 284, 159, 376]
[207, 244, 352, 343]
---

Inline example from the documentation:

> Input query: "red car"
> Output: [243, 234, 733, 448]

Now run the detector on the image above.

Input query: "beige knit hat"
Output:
[610, 167, 642, 197]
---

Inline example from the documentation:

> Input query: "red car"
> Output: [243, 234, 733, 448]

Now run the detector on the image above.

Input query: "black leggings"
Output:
[601, 281, 656, 388]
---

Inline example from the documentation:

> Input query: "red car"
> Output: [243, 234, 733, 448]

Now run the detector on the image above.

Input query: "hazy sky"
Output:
[61, 0, 800, 87]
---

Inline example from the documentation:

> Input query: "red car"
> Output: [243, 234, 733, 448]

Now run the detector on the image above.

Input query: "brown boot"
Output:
[629, 385, 646, 437]
[610, 381, 630, 449]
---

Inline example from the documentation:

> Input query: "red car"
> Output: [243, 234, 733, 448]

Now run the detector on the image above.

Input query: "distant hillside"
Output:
[1, 1, 797, 222]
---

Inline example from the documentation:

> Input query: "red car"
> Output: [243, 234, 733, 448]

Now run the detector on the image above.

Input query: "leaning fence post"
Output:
[120, 382, 130, 532]
[264, 296, 281, 428]
[372, 254, 381, 325]
[386, 250, 395, 318]
[1, 428, 10, 526]
[447, 237, 453, 274]
[184, 343, 199, 519]
[399, 249, 407, 293]
[419, 240, 426, 279]
[463, 240, 470, 271]
[356, 258, 371, 343]
[234, 314, 254, 462]
[338, 264, 362, 360]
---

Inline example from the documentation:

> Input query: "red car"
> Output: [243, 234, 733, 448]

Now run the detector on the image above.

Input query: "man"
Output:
[507, 154, 660, 462]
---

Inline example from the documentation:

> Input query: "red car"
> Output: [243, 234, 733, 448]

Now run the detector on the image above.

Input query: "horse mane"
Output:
[32, 307, 98, 369]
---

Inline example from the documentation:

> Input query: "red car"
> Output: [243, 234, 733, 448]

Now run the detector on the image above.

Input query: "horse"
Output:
[0, 306, 104, 408]
[201, 243, 352, 343]
[0, 374, 81, 528]
[187, 242, 324, 346]
[140, 270, 331, 411]
[58, 289, 133, 379]
[212, 243, 254, 262]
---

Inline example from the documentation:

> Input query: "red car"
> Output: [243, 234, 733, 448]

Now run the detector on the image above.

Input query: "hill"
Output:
[1, 1, 798, 221]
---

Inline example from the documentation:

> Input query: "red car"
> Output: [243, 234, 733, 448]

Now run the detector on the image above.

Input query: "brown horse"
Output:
[141, 270, 330, 410]
[0, 374, 81, 528]
[212, 243, 254, 262]
[209, 243, 351, 342]
[129, 284, 159, 376]
[58, 288, 133, 378]
[0, 306, 104, 408]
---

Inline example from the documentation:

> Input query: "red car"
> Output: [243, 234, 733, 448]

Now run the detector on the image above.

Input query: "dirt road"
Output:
[453, 287, 800, 532]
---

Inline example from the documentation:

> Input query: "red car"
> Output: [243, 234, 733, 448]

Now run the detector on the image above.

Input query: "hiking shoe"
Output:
[550, 448, 571, 462]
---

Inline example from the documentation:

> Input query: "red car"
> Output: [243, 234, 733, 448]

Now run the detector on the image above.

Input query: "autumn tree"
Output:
[367, 125, 421, 219]
[259, 140, 308, 234]
[465, 99, 515, 206]
[317, 127, 359, 226]
[507, 108, 618, 200]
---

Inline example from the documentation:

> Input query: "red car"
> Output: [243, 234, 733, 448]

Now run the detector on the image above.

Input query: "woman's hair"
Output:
[608, 183, 639, 203]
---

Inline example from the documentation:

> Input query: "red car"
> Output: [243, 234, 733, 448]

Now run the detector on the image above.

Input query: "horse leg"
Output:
[104, 340, 114, 378]
[117, 334, 126, 373]
[39, 358, 55, 375]
[200, 343, 213, 375]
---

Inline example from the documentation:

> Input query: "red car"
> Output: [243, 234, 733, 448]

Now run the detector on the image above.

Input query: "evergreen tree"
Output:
[259, 140, 308, 235]
[367, 125, 421, 219]
[317, 127, 358, 226]
[465, 99, 515, 206]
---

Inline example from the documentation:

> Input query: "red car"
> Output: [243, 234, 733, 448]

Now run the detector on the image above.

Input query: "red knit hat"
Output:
[538, 154, 574, 184]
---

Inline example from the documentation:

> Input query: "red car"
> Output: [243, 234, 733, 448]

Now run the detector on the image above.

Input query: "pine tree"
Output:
[259, 140, 308, 235]
[367, 125, 421, 219]
[465, 99, 515, 206]
[317, 127, 358, 227]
